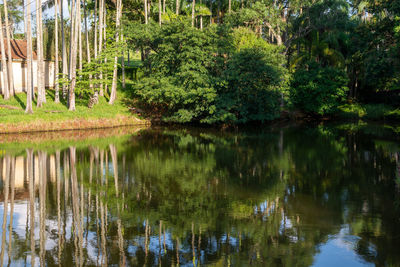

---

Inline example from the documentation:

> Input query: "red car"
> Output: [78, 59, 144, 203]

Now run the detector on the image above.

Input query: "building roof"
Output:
[2, 39, 37, 60]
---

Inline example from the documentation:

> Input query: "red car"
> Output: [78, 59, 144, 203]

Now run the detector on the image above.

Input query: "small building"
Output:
[0, 39, 55, 93]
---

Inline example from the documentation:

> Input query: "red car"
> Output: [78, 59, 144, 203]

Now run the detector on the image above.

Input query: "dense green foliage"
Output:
[121, 0, 400, 122]
[1, 0, 399, 123]
[290, 62, 349, 115]
[129, 22, 287, 123]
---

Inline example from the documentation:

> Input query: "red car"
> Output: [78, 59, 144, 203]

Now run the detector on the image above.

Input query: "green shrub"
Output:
[290, 62, 349, 115]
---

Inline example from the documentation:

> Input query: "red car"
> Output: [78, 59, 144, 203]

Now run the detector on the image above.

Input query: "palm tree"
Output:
[54, 0, 60, 103]
[192, 0, 196, 27]
[61, 0, 68, 99]
[159, 0, 162, 25]
[84, 0, 92, 90]
[4, 0, 14, 96]
[0, 7, 10, 100]
[25, 0, 33, 113]
[98, 0, 104, 96]
[69, 0, 79, 111]
[36, 0, 45, 107]
[109, 0, 122, 104]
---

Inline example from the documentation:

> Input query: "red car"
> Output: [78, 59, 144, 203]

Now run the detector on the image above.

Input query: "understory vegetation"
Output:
[0, 0, 398, 125]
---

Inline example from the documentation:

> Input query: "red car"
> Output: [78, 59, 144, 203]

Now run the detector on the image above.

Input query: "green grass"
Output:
[0, 89, 133, 124]
[337, 103, 400, 121]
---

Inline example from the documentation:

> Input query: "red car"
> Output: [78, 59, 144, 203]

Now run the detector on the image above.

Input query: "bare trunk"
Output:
[99, 0, 104, 96]
[69, 0, 79, 111]
[36, 0, 45, 107]
[61, 0, 68, 99]
[163, 0, 165, 13]
[4, 0, 14, 96]
[78, 1, 83, 76]
[25, 0, 33, 113]
[191, 0, 195, 27]
[0, 8, 10, 100]
[175, 0, 179, 15]
[84, 0, 93, 89]
[54, 0, 60, 102]
[159, 0, 162, 25]
[109, 0, 121, 104]
[228, 0, 231, 13]
[200, 0, 203, 30]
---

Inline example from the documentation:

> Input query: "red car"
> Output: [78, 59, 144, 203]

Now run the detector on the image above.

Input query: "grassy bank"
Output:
[0, 90, 149, 133]
[337, 103, 400, 121]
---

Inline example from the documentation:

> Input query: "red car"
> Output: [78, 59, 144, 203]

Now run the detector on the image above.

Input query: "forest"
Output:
[0, 0, 399, 124]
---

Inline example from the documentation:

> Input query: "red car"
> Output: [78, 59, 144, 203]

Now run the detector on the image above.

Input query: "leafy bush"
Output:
[290, 62, 349, 115]
[134, 21, 218, 123]
[131, 21, 288, 124]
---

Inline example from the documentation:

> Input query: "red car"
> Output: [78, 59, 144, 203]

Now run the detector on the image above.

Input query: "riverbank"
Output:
[0, 91, 150, 133]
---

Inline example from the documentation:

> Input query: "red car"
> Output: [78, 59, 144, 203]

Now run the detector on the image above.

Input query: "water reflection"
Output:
[0, 124, 399, 266]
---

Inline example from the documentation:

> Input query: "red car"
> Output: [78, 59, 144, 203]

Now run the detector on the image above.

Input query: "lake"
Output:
[0, 123, 399, 266]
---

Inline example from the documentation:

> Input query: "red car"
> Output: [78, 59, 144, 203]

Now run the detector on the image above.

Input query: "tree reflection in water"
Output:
[0, 124, 399, 266]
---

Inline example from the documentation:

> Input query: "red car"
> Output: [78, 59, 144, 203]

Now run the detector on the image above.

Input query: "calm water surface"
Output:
[0, 123, 399, 266]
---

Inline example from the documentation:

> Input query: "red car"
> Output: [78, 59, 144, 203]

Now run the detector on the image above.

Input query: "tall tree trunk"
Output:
[109, 0, 122, 104]
[61, 0, 68, 99]
[25, 0, 33, 113]
[78, 1, 83, 77]
[69, 0, 79, 111]
[159, 0, 162, 25]
[192, 0, 195, 27]
[228, 0, 231, 13]
[54, 0, 60, 103]
[84, 0, 92, 90]
[175, 0, 179, 15]
[163, 0, 165, 13]
[0, 8, 10, 100]
[36, 0, 45, 107]
[200, 0, 203, 30]
[98, 0, 104, 96]
[4, 0, 14, 96]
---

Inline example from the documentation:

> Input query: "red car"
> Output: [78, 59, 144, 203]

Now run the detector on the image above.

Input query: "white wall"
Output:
[0, 60, 55, 93]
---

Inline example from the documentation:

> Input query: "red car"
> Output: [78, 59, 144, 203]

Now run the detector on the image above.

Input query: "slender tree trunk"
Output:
[159, 0, 162, 25]
[0, 8, 10, 100]
[54, 0, 60, 103]
[109, 0, 122, 104]
[4, 0, 14, 96]
[192, 0, 195, 27]
[69, 0, 79, 111]
[25, 0, 33, 113]
[163, 0, 165, 13]
[78, 1, 83, 77]
[200, 0, 203, 30]
[103, 8, 108, 95]
[98, 0, 104, 96]
[84, 0, 92, 90]
[61, 0, 68, 99]
[36, 0, 44, 107]
[228, 0, 231, 13]
[176, 0, 179, 15]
